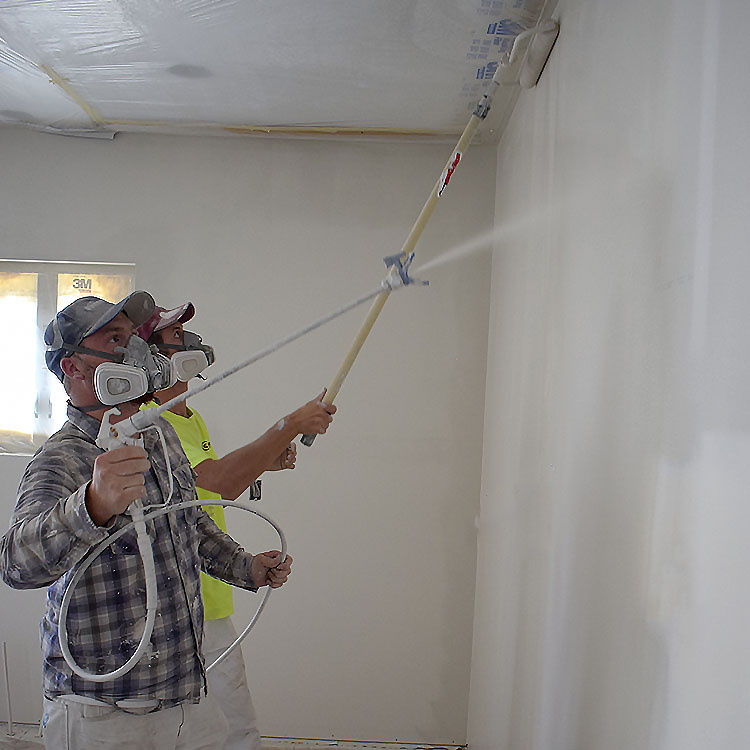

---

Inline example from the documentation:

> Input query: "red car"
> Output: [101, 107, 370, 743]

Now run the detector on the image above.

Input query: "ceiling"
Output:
[0, 0, 552, 143]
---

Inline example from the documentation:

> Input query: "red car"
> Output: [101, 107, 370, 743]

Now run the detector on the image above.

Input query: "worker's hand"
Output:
[85, 445, 150, 526]
[288, 390, 337, 436]
[251, 551, 293, 589]
[269, 442, 297, 472]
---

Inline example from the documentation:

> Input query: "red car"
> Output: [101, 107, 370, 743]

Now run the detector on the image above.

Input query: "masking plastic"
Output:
[0, 0, 548, 141]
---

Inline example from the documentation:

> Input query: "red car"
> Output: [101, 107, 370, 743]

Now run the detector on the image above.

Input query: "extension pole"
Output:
[301, 66, 504, 446]
[2, 641, 13, 737]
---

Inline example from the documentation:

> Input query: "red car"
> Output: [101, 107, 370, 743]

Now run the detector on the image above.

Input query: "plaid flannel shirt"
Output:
[0, 404, 257, 707]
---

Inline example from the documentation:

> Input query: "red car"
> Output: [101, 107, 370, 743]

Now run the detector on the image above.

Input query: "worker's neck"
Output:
[156, 381, 190, 417]
[71, 398, 140, 424]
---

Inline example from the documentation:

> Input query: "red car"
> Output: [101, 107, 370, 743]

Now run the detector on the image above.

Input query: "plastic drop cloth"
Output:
[0, 0, 548, 138]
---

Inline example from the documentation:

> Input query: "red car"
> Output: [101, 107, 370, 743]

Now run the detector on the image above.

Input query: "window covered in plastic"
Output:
[0, 260, 135, 455]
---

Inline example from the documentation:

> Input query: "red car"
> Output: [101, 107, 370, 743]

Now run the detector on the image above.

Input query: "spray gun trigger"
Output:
[381, 252, 429, 290]
[96, 407, 143, 450]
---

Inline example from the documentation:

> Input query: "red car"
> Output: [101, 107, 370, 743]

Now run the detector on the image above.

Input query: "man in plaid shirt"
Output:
[0, 291, 292, 750]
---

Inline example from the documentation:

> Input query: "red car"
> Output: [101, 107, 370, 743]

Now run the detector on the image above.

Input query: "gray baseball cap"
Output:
[44, 291, 155, 382]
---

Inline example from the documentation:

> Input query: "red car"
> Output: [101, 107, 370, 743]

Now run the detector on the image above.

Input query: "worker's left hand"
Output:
[269, 443, 297, 471]
[251, 550, 293, 589]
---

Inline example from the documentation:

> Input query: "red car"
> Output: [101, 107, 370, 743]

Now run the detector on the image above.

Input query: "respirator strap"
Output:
[62, 343, 122, 362]
[69, 401, 107, 415]
[159, 332, 214, 362]
[76, 402, 107, 413]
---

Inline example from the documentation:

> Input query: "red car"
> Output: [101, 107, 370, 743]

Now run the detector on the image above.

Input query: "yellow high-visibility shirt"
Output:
[141, 402, 233, 620]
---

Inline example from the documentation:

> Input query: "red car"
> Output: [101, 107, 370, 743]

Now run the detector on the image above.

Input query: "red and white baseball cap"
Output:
[136, 302, 195, 341]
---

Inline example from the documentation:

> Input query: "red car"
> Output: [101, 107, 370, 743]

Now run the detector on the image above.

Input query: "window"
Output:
[0, 260, 135, 456]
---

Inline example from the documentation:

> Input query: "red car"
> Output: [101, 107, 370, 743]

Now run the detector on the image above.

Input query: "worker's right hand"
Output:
[86, 445, 151, 526]
[288, 389, 337, 436]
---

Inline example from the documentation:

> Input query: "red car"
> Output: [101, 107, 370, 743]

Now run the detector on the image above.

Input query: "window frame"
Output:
[0, 259, 135, 456]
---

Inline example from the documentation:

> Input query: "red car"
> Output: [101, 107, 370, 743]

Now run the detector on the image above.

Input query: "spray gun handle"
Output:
[96, 408, 143, 451]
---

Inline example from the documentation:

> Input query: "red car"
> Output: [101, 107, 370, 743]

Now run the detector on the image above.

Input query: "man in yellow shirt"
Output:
[138, 302, 336, 750]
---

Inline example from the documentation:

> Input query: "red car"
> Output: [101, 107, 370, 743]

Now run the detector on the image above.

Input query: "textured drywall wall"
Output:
[469, 0, 750, 748]
[0, 127, 494, 742]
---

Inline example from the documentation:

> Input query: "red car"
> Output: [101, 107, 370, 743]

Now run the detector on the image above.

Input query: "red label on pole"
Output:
[437, 151, 462, 197]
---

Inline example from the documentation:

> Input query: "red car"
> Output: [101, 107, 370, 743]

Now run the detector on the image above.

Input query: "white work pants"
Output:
[42, 693, 228, 750]
[203, 616, 261, 750]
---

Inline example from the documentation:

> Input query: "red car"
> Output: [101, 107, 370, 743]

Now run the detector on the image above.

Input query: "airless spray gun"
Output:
[58, 255, 425, 682]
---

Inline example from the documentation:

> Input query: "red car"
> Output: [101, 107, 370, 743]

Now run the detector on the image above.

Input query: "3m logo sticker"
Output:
[72, 278, 92, 290]
[438, 151, 461, 197]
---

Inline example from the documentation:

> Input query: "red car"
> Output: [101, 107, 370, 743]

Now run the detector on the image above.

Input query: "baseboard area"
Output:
[1, 722, 44, 747]
[1, 724, 467, 750]
[263, 739, 466, 750]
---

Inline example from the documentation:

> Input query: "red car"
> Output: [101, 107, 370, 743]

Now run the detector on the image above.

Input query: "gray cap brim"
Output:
[80, 290, 155, 341]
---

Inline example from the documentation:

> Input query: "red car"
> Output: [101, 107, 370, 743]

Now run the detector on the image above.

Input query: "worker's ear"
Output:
[60, 354, 87, 381]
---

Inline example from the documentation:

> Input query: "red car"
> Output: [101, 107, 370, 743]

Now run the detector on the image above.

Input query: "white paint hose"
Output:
[58, 499, 159, 682]
[58, 498, 286, 682]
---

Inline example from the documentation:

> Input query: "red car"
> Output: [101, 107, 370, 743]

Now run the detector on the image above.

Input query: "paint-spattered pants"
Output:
[42, 693, 228, 750]
[203, 616, 261, 750]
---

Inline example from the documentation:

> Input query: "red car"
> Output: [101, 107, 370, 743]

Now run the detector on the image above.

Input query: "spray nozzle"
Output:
[381, 252, 429, 291]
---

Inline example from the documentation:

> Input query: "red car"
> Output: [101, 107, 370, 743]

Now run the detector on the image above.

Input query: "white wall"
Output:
[0, 128, 494, 743]
[469, 0, 750, 748]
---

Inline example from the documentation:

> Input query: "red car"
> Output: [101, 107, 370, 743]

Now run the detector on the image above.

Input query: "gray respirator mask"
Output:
[91, 335, 176, 405]
[158, 330, 215, 382]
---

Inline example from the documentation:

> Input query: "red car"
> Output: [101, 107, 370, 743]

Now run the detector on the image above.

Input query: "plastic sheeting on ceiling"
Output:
[0, 0, 550, 142]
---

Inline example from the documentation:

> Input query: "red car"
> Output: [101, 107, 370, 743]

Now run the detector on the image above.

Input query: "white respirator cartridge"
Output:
[167, 331, 215, 381]
[94, 364, 152, 406]
[93, 335, 176, 405]
[171, 349, 210, 382]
